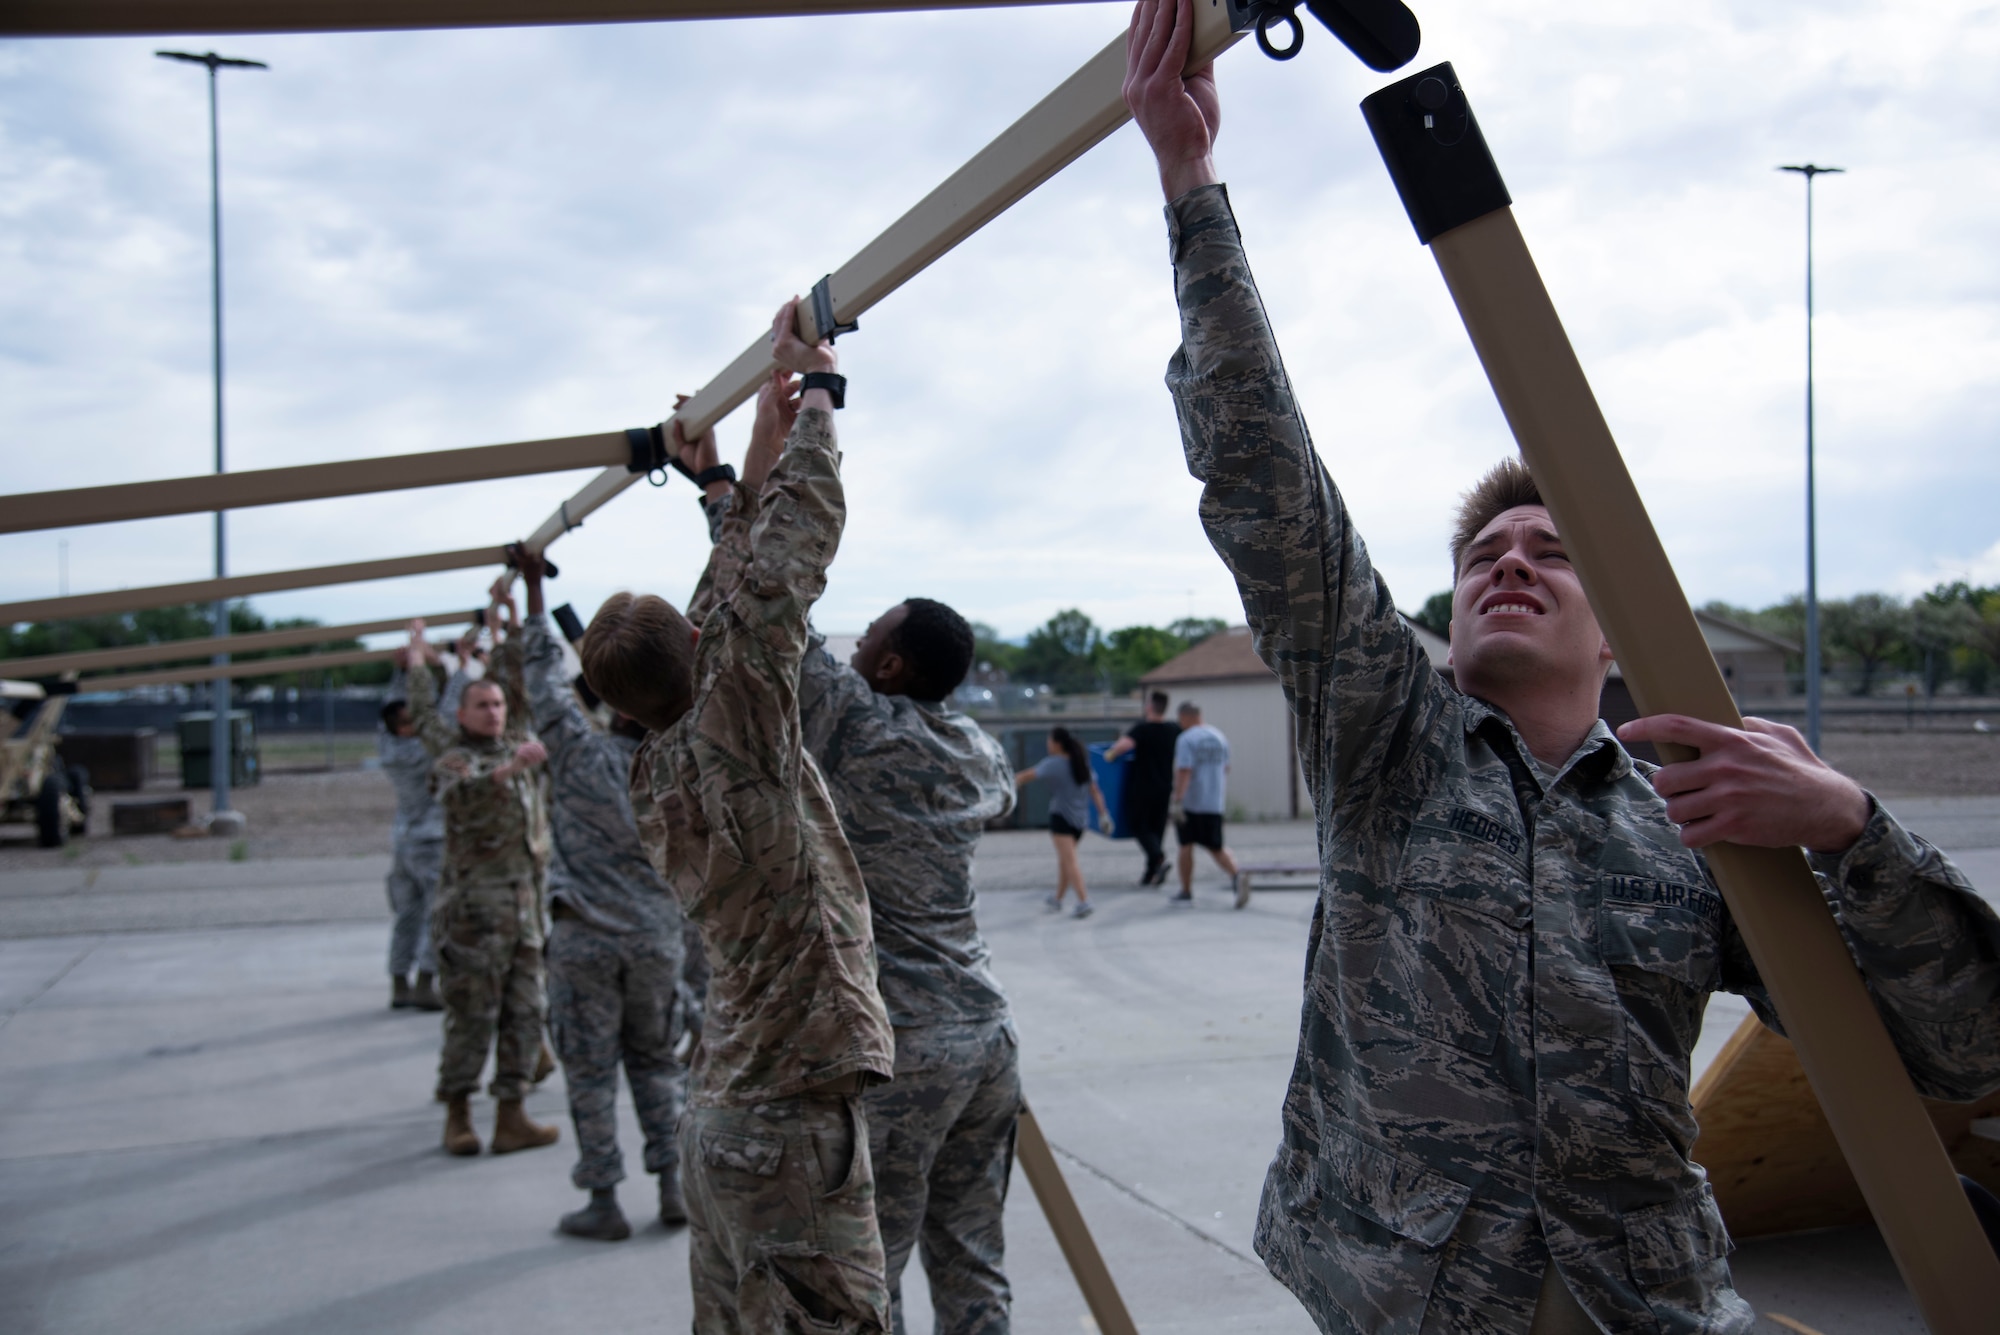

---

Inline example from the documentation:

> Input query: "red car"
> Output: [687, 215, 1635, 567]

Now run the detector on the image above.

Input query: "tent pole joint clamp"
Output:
[809, 275, 858, 344]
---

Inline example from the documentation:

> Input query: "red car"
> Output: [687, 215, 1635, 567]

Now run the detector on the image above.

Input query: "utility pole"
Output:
[1779, 163, 1842, 752]
[157, 49, 266, 831]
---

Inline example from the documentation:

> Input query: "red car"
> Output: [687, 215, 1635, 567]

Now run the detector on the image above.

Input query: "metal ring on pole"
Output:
[1255, 5, 1305, 59]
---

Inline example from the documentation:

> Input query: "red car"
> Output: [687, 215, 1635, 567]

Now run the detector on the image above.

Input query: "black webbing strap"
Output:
[626, 424, 701, 485]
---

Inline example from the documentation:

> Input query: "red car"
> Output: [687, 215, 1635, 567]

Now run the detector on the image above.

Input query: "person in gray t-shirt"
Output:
[1015, 726, 1112, 919]
[1170, 703, 1242, 906]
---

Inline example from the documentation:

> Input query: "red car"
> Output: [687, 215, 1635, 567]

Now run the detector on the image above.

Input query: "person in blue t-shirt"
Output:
[1016, 726, 1113, 919]
[1170, 702, 1242, 906]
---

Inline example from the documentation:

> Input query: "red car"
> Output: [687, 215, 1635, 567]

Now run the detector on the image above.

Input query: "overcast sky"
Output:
[3, 0, 1996, 648]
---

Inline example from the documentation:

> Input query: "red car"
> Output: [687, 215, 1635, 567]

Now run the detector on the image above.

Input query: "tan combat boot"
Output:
[390, 975, 411, 1010]
[491, 1099, 560, 1154]
[443, 1094, 481, 1157]
[409, 971, 442, 1012]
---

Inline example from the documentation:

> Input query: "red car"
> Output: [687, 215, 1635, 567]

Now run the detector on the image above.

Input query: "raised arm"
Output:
[508, 546, 589, 762]
[402, 626, 459, 758]
[1126, 0, 1440, 809]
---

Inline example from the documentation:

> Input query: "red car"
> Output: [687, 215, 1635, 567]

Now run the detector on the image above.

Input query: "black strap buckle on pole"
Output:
[626, 424, 701, 488]
[809, 275, 858, 344]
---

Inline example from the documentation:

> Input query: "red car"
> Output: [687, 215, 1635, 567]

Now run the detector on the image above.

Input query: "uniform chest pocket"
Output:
[1597, 879, 1723, 989]
[1598, 882, 1723, 1110]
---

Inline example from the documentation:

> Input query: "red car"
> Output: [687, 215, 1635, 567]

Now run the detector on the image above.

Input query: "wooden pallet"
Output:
[1691, 1013, 2000, 1238]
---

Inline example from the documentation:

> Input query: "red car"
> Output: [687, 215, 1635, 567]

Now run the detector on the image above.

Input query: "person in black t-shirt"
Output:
[1104, 689, 1181, 885]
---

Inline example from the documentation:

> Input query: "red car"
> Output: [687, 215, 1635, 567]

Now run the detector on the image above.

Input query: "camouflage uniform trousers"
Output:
[545, 914, 687, 1190]
[682, 1093, 892, 1334]
[386, 835, 441, 977]
[432, 882, 546, 1102]
[866, 1019, 1021, 1335]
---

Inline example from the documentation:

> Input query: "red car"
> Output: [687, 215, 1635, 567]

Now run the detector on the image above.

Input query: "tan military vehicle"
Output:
[1, 680, 90, 847]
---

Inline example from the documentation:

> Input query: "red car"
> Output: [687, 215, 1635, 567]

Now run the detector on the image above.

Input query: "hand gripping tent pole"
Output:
[1359, 62, 2000, 1330]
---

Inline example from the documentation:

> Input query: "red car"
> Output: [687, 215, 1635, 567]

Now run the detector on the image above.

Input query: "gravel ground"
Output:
[1817, 730, 2000, 798]
[1, 727, 1993, 874]
[0, 768, 395, 872]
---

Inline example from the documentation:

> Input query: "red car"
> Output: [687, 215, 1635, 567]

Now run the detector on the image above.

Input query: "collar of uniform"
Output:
[1457, 696, 1630, 789]
[457, 730, 507, 754]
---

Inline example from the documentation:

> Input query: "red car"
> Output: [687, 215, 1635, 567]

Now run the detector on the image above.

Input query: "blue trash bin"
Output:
[1088, 743, 1131, 838]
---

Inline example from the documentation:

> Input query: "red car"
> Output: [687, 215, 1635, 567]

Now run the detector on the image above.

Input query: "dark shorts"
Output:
[1048, 813, 1086, 840]
[1176, 812, 1225, 851]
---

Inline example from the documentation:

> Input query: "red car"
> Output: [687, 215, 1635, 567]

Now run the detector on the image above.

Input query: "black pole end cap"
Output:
[1360, 62, 1511, 245]
[552, 603, 586, 646]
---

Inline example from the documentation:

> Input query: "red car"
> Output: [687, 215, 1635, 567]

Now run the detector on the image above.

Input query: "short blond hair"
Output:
[579, 592, 697, 732]
[1451, 458, 1543, 574]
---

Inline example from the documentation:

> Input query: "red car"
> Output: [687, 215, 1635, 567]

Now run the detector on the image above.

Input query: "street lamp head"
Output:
[155, 50, 269, 71]
[1779, 164, 1845, 178]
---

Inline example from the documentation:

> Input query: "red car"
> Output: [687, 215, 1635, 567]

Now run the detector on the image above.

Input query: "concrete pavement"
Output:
[4, 799, 1997, 1333]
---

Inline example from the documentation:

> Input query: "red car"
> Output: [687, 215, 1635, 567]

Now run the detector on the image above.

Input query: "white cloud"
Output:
[2, 0, 1997, 642]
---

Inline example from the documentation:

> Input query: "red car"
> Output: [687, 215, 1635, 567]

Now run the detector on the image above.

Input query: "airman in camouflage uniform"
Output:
[609, 317, 894, 1334]
[378, 662, 464, 1012]
[1123, 3, 2000, 1329]
[795, 621, 1020, 1334]
[511, 546, 692, 1242]
[407, 658, 561, 1158]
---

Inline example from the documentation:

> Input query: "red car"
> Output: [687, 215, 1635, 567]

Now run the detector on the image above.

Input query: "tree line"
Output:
[1, 603, 384, 688]
[1409, 583, 2000, 697]
[972, 610, 1230, 696]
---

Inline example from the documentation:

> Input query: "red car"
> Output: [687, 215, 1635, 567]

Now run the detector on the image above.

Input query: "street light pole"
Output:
[1779, 162, 1842, 753]
[157, 49, 266, 829]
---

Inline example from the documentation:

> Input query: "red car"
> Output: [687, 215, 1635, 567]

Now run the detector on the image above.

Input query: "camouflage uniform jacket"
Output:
[408, 664, 550, 939]
[629, 407, 895, 1108]
[1164, 184, 2000, 1334]
[519, 612, 683, 941]
[794, 629, 1017, 1027]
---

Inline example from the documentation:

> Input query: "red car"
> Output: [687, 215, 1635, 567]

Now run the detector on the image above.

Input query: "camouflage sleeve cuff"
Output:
[702, 485, 751, 545]
[1812, 795, 1924, 915]
[1165, 182, 1235, 264]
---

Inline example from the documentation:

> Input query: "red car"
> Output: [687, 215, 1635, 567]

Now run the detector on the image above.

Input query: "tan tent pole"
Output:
[75, 645, 398, 691]
[1361, 64, 2000, 1331]
[0, 547, 506, 624]
[6, 0, 1093, 39]
[0, 610, 475, 678]
[1015, 1105, 1140, 1335]
[523, 0, 1242, 554]
[0, 432, 628, 537]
